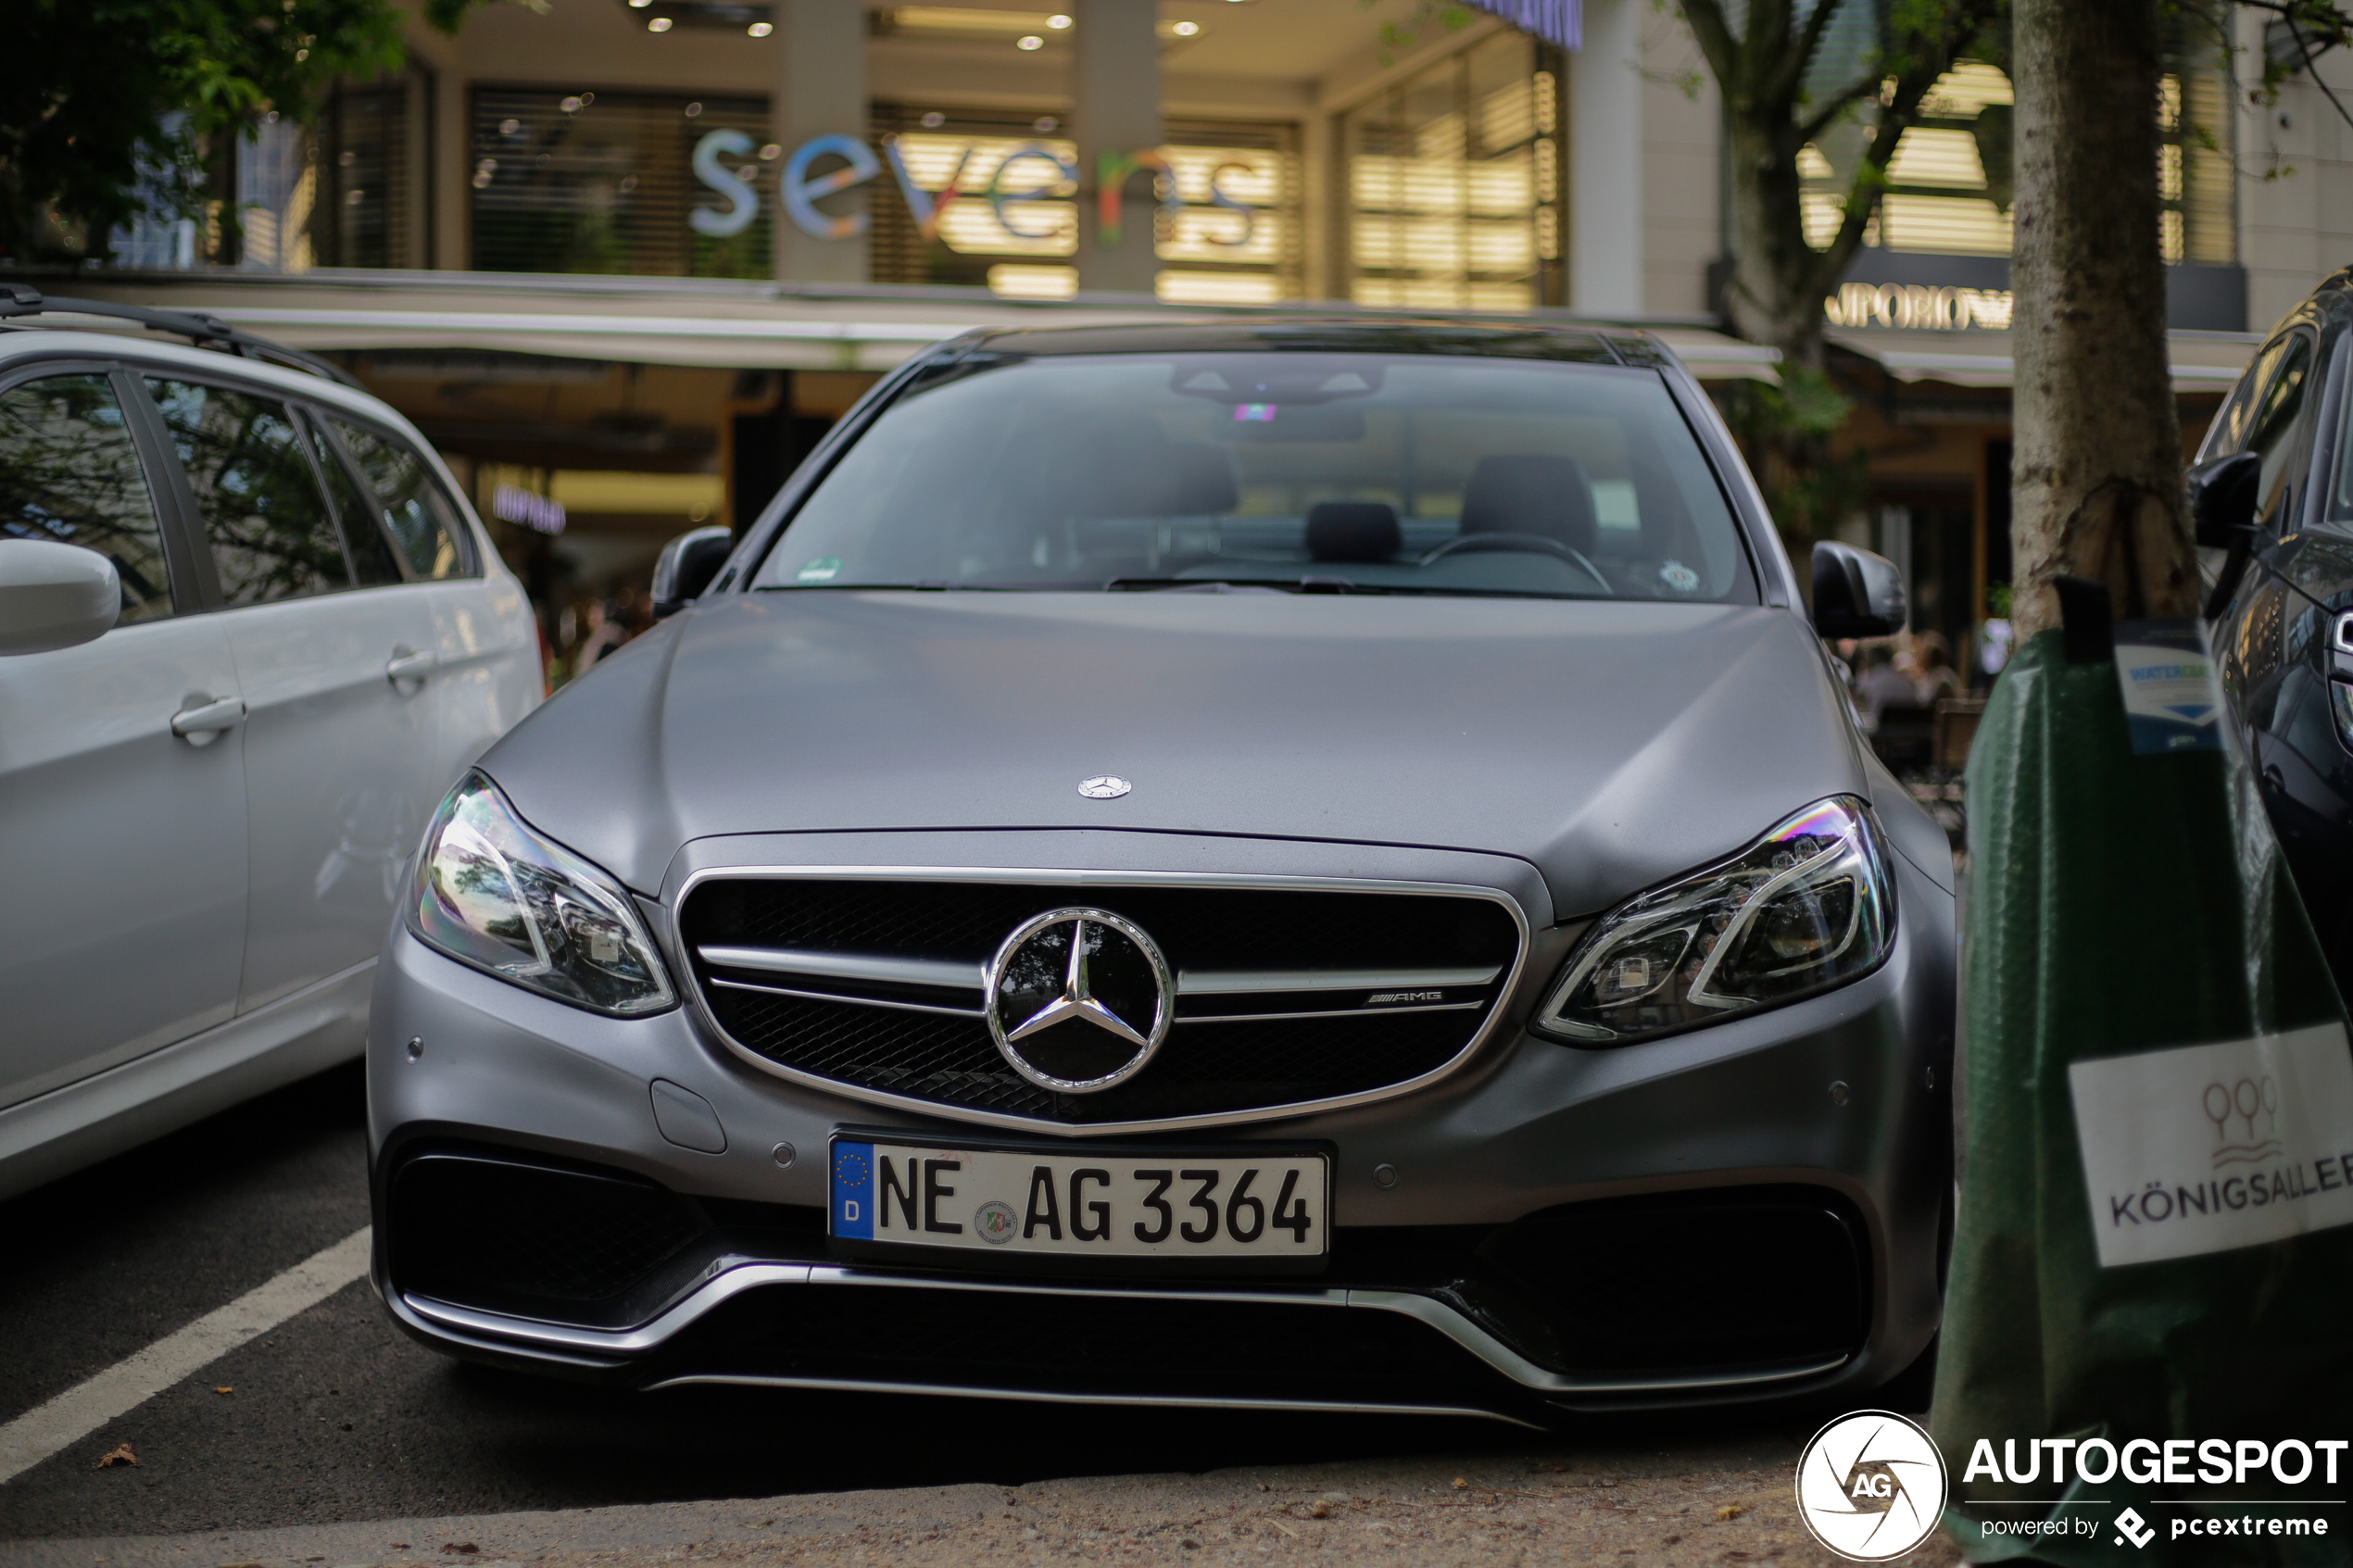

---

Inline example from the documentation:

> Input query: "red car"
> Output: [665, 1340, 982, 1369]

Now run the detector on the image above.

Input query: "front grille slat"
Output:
[680, 878, 1521, 1128]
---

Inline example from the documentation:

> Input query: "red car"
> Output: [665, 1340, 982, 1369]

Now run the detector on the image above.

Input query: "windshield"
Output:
[750, 350, 1755, 601]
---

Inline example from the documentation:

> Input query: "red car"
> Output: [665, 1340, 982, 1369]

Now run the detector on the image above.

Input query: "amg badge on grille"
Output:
[984, 908, 1172, 1094]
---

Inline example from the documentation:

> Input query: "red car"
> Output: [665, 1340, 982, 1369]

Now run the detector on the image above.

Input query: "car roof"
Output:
[0, 323, 434, 438]
[958, 317, 1673, 368]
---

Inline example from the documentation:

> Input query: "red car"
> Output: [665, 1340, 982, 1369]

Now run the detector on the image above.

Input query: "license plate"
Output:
[828, 1138, 1329, 1259]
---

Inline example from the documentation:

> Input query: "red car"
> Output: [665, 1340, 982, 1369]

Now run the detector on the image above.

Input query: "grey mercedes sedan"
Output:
[369, 320, 1956, 1424]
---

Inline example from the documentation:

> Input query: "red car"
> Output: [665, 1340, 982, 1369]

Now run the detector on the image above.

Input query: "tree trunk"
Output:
[2007, 0, 2198, 639]
[1720, 110, 1827, 370]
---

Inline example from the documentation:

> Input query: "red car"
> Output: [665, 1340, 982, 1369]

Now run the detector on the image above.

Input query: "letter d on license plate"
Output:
[830, 1138, 1329, 1260]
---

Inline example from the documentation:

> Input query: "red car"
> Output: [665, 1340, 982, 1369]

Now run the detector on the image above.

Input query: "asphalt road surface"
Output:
[0, 1063, 1850, 1549]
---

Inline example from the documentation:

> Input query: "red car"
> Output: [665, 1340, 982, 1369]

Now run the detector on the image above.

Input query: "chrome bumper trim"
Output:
[644, 1373, 1542, 1428]
[400, 1263, 1849, 1399]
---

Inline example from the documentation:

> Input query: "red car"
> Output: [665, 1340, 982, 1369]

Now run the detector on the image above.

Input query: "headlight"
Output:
[1534, 796, 1894, 1045]
[408, 771, 675, 1016]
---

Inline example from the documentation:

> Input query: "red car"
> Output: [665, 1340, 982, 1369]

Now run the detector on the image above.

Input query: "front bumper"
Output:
[368, 830, 1954, 1423]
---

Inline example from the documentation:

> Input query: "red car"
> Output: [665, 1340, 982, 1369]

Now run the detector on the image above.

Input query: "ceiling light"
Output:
[1172, 19, 1199, 34]
[648, 15, 672, 29]
[627, 0, 650, 6]
[1047, 12, 1071, 25]
[748, 19, 771, 33]
[1016, 33, 1043, 48]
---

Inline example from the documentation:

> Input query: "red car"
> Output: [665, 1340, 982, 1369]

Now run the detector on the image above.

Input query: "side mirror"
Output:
[650, 525, 734, 620]
[0, 540, 120, 656]
[1812, 541, 1906, 638]
[2186, 450, 2261, 548]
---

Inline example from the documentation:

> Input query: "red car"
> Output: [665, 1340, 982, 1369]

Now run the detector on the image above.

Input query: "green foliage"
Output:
[1718, 365, 1870, 551]
[0, 0, 497, 262]
[1358, 0, 1481, 66]
[2176, 2, 2353, 183]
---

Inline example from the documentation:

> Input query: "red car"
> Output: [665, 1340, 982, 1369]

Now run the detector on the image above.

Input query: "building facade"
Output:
[50, 0, 2353, 679]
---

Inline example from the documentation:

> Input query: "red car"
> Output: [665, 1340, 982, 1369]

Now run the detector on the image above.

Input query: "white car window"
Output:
[145, 378, 354, 605]
[333, 419, 472, 580]
[0, 371, 177, 622]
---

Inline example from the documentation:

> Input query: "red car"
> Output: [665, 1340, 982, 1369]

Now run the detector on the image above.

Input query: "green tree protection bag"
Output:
[1933, 621, 2353, 1564]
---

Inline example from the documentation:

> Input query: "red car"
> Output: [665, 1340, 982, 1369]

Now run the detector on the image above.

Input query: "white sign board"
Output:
[2070, 1022, 2353, 1267]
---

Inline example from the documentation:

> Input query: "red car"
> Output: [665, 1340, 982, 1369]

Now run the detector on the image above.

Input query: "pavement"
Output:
[4, 1447, 1962, 1568]
[0, 1063, 1955, 1566]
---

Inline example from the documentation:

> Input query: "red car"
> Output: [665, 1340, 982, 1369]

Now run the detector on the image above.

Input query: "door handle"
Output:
[170, 695, 246, 746]
[385, 647, 437, 684]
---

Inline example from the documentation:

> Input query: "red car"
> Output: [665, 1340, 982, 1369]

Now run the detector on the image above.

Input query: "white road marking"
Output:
[0, 1225, 371, 1485]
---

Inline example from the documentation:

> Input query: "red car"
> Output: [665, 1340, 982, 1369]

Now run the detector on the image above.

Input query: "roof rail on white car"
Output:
[0, 284, 363, 390]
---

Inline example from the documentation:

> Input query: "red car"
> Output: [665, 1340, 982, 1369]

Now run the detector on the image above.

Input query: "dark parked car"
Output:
[2193, 269, 2353, 1003]
[369, 319, 1956, 1425]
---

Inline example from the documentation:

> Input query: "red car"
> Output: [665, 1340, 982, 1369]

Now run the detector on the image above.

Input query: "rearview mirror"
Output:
[2186, 450, 2260, 548]
[0, 540, 120, 656]
[651, 525, 734, 619]
[1812, 541, 1906, 638]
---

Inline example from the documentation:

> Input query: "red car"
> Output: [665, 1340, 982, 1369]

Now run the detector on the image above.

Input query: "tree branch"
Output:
[1675, 0, 1743, 95]
[1793, 76, 1880, 148]
[1797, 57, 1944, 301]
[1787, 0, 1854, 102]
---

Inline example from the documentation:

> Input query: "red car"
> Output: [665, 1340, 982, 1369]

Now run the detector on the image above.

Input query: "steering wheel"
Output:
[1421, 532, 1614, 595]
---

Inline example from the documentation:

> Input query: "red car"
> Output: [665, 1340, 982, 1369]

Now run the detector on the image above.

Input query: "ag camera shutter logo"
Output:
[1795, 1411, 1949, 1561]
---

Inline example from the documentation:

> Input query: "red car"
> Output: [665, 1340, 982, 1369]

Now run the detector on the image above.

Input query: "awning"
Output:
[1466, 0, 1580, 49]
[19, 268, 1748, 374]
[1828, 326, 2261, 391]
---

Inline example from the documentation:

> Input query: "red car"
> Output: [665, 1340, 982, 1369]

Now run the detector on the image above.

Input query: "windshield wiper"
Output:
[756, 581, 1003, 592]
[1105, 576, 1393, 595]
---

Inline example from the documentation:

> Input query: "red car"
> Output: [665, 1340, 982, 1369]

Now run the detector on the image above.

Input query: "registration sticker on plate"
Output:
[829, 1139, 1328, 1259]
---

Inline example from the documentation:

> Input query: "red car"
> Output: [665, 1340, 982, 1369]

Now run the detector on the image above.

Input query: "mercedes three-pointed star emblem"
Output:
[983, 908, 1172, 1094]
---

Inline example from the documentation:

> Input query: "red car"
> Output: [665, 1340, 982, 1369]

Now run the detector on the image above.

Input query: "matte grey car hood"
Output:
[484, 591, 1869, 917]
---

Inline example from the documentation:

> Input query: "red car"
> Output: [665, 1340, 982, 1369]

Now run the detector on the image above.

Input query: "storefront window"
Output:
[317, 82, 411, 270]
[1798, 46, 2232, 264]
[470, 89, 773, 279]
[1340, 33, 1566, 312]
[868, 107, 1301, 303]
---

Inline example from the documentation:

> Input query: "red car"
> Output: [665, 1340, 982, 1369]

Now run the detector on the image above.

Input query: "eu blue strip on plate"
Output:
[831, 1141, 874, 1237]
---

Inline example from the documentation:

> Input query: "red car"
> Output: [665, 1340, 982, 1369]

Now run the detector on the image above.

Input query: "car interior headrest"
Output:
[1064, 425, 1239, 519]
[1304, 501, 1402, 563]
[1160, 442, 1239, 516]
[1459, 454, 1597, 553]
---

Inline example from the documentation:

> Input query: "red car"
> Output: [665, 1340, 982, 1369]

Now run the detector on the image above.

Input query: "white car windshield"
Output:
[751, 349, 1757, 602]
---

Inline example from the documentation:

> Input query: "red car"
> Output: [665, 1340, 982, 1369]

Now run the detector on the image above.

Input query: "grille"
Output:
[679, 878, 1522, 1125]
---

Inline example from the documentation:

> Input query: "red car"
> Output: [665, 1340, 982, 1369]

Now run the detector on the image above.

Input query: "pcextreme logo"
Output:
[1795, 1411, 1948, 1562]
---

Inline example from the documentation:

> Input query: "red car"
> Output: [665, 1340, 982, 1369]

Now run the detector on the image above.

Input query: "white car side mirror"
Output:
[0, 540, 121, 656]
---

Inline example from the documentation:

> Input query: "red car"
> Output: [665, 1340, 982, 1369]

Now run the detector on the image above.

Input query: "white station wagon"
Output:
[0, 291, 540, 1198]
